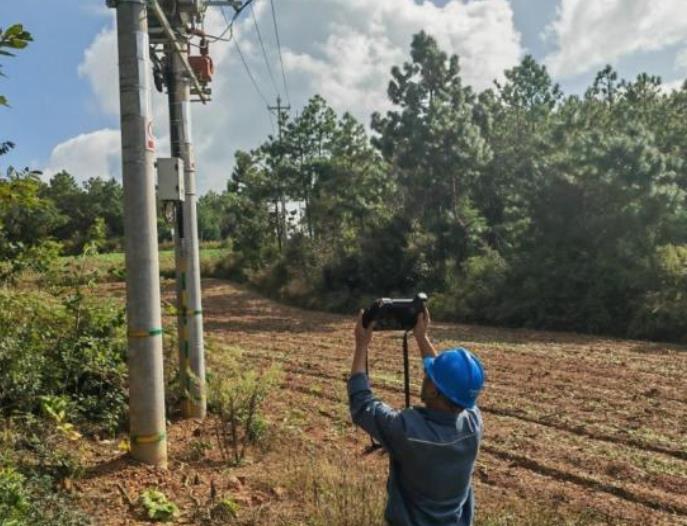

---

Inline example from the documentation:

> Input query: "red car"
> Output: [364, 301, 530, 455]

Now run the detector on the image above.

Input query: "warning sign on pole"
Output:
[146, 120, 156, 152]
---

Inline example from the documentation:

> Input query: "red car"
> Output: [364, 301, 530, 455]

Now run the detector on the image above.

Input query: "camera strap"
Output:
[403, 330, 410, 408]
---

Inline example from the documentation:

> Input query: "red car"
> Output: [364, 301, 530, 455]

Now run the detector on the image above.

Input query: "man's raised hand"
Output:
[355, 310, 374, 350]
[414, 305, 430, 340]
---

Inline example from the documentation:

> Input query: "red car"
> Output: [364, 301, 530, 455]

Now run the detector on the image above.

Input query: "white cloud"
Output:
[675, 47, 687, 73]
[43, 129, 121, 184]
[52, 0, 522, 192]
[281, 0, 521, 115]
[660, 79, 685, 94]
[78, 20, 119, 116]
[545, 0, 687, 78]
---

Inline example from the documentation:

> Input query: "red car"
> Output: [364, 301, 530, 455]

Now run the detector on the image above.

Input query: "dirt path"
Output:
[79, 279, 687, 525]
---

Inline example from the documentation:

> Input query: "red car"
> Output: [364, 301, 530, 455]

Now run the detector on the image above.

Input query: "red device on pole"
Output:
[189, 37, 214, 83]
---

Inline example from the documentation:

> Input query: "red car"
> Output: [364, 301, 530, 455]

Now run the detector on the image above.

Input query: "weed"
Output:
[210, 497, 240, 521]
[210, 364, 282, 466]
[139, 489, 179, 522]
[0, 461, 88, 526]
[0, 467, 29, 525]
[187, 439, 212, 462]
[268, 448, 386, 526]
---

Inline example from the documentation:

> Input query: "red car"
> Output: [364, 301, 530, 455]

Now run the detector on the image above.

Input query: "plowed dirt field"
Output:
[78, 278, 687, 525]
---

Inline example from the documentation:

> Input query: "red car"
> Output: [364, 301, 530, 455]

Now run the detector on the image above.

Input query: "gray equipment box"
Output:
[157, 157, 185, 202]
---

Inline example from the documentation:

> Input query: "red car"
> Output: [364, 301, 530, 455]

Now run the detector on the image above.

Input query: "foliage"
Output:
[39, 395, 83, 441]
[0, 275, 128, 434]
[210, 364, 282, 465]
[210, 497, 240, 522]
[629, 244, 687, 340]
[199, 33, 687, 342]
[0, 24, 33, 108]
[139, 489, 179, 522]
[0, 467, 29, 526]
[0, 449, 88, 526]
[275, 451, 386, 526]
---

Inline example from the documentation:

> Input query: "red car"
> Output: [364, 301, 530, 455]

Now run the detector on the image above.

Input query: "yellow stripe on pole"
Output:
[128, 328, 163, 338]
[130, 431, 166, 445]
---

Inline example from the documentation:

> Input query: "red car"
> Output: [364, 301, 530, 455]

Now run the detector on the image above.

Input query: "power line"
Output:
[233, 36, 275, 133]
[217, 3, 275, 133]
[269, 0, 291, 106]
[210, 0, 257, 43]
[250, 2, 280, 99]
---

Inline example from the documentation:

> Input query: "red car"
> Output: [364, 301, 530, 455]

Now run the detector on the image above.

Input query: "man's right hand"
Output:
[414, 306, 437, 358]
[414, 305, 430, 340]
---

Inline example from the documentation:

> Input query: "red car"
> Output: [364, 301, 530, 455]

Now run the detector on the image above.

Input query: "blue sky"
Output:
[2, 0, 686, 192]
[1, 2, 116, 167]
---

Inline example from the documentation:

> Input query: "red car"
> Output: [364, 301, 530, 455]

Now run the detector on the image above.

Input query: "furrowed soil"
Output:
[76, 278, 687, 525]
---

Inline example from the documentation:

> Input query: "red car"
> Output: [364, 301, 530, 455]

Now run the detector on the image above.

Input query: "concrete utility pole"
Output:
[111, 0, 167, 466]
[167, 43, 207, 419]
[268, 96, 291, 249]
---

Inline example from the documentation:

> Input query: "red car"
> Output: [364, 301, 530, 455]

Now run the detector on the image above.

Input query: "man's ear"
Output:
[425, 380, 440, 400]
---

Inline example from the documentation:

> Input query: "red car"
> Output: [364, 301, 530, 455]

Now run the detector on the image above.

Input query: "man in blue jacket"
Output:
[348, 306, 485, 526]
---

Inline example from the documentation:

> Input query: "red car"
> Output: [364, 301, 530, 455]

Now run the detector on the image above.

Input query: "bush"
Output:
[630, 244, 687, 341]
[0, 467, 29, 525]
[0, 286, 127, 434]
[432, 249, 509, 323]
[0, 462, 88, 526]
[209, 363, 281, 465]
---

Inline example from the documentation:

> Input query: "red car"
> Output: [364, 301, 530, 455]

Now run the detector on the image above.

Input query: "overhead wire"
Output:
[207, 2, 276, 132]
[224, 8, 275, 133]
[209, 0, 257, 43]
[250, 2, 280, 99]
[268, 0, 291, 106]
[233, 37, 270, 109]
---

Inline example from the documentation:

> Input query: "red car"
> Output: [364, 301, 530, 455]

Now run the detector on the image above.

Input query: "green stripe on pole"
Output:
[130, 431, 166, 445]
[128, 328, 163, 338]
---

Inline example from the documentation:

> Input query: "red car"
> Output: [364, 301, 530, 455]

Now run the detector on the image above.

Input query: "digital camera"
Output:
[362, 293, 428, 331]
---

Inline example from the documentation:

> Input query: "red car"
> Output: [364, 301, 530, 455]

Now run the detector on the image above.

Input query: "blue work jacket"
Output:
[348, 373, 482, 526]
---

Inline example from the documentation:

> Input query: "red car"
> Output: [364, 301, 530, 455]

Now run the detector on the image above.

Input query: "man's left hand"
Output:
[354, 310, 374, 349]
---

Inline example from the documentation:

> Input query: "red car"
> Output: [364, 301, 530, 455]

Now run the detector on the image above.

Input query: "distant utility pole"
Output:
[268, 96, 291, 249]
[268, 95, 291, 140]
[109, 0, 167, 466]
[167, 42, 206, 419]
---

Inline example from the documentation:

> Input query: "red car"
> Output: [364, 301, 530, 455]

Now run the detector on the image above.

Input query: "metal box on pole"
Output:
[157, 157, 185, 202]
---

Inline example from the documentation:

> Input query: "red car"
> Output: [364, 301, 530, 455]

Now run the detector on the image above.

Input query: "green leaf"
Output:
[4, 24, 24, 38]
[7, 40, 28, 50]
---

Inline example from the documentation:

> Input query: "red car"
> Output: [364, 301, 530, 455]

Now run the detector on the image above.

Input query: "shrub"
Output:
[0, 467, 29, 525]
[432, 249, 509, 323]
[0, 461, 88, 526]
[630, 244, 687, 341]
[209, 364, 281, 465]
[0, 286, 127, 434]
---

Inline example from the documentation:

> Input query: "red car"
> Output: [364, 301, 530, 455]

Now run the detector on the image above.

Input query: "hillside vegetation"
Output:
[5, 33, 687, 341]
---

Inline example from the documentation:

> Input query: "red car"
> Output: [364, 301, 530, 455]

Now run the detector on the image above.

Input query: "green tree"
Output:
[372, 31, 492, 286]
[1, 24, 32, 156]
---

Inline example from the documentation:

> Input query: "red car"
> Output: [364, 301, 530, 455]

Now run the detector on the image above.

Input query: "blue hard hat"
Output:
[423, 348, 485, 409]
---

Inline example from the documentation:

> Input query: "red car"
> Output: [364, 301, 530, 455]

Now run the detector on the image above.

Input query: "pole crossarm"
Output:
[148, 0, 209, 104]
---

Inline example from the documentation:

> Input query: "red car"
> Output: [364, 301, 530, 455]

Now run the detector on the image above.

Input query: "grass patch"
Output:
[59, 247, 230, 282]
